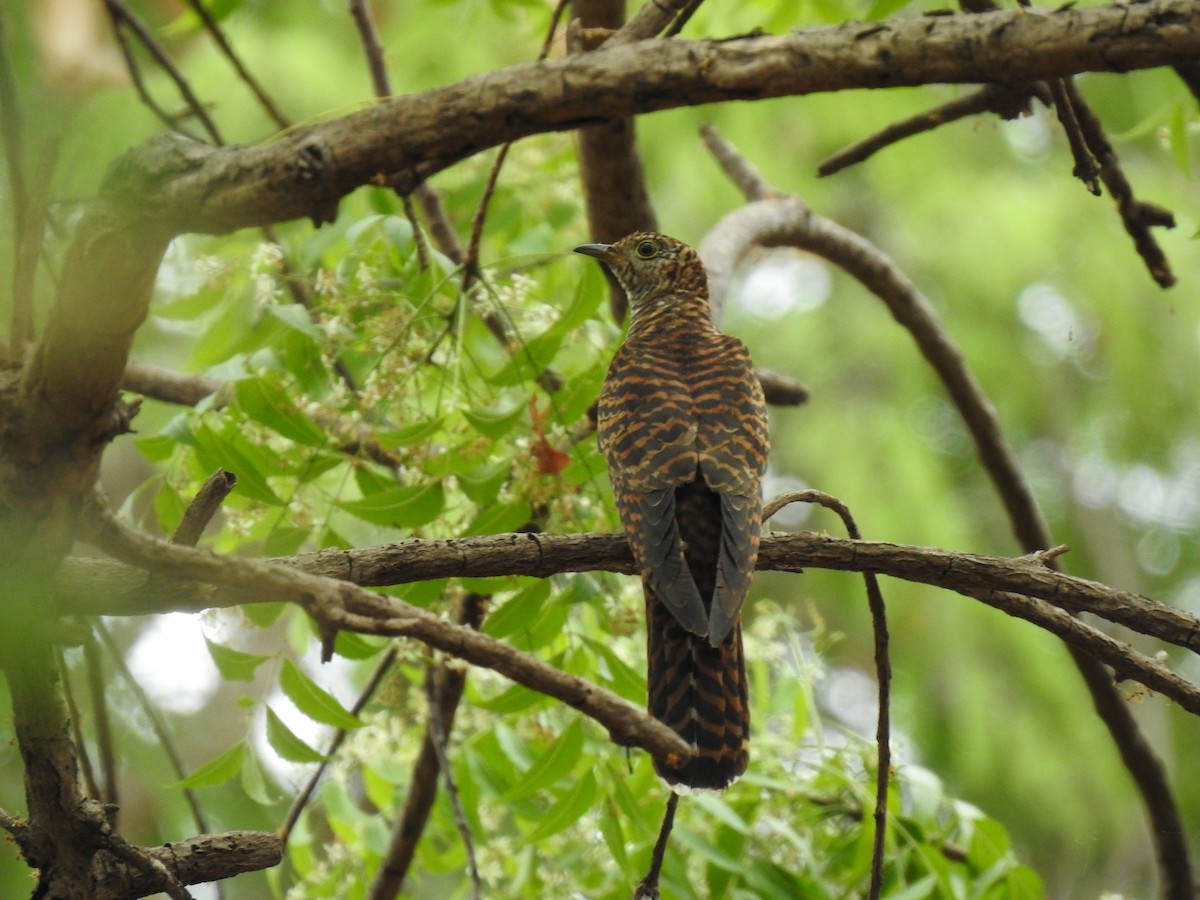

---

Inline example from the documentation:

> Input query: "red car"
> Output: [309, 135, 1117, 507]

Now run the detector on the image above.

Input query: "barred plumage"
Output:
[575, 232, 769, 791]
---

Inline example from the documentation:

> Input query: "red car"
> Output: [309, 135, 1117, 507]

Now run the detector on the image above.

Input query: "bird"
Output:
[575, 232, 769, 791]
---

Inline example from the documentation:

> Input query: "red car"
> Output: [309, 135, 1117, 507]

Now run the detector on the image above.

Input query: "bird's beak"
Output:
[573, 242, 614, 260]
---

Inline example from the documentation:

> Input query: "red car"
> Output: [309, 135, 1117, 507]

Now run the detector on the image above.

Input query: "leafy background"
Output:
[2, 0, 1199, 897]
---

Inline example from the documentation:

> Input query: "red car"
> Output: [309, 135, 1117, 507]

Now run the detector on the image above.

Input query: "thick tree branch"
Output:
[57, 528, 1200, 706]
[91, 2, 1200, 239]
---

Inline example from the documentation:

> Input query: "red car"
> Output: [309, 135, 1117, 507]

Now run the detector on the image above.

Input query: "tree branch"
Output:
[57, 527, 1200, 706]
[89, 2, 1200, 239]
[82, 498, 693, 766]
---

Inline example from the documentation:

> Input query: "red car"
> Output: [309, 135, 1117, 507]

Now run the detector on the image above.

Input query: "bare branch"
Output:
[1065, 79, 1176, 287]
[102, 0, 222, 143]
[817, 84, 1047, 177]
[58, 527, 1200, 701]
[181, 0, 289, 130]
[89, 2, 1200, 239]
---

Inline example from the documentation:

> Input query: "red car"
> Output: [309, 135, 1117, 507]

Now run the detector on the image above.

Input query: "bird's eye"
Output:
[635, 239, 659, 259]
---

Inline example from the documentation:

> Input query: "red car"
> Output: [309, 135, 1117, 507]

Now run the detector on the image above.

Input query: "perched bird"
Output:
[575, 232, 769, 791]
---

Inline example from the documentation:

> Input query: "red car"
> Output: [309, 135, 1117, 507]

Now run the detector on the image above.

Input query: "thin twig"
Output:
[181, 0, 289, 129]
[61, 652, 104, 804]
[349, 0, 392, 99]
[1046, 77, 1100, 194]
[265, 224, 361, 393]
[817, 84, 1047, 177]
[633, 793, 680, 899]
[171, 469, 237, 546]
[425, 673, 481, 899]
[346, 0, 459, 284]
[662, 0, 706, 38]
[84, 637, 120, 817]
[460, 0, 564, 289]
[367, 595, 486, 900]
[414, 184, 465, 264]
[401, 192, 431, 272]
[1064, 79, 1175, 287]
[461, 143, 513, 292]
[94, 623, 213, 838]
[606, 0, 694, 46]
[102, 0, 222, 142]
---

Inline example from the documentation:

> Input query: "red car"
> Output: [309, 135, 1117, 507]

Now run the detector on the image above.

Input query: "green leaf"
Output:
[335, 482, 444, 528]
[458, 457, 514, 506]
[583, 637, 644, 702]
[135, 433, 179, 462]
[240, 745, 279, 805]
[865, 0, 913, 20]
[482, 580, 552, 640]
[279, 659, 363, 730]
[236, 378, 328, 446]
[191, 423, 283, 506]
[545, 267, 605, 338]
[499, 719, 586, 802]
[242, 602, 286, 628]
[332, 630, 389, 660]
[153, 482, 187, 535]
[266, 706, 327, 763]
[598, 800, 629, 872]
[465, 501, 533, 536]
[205, 638, 271, 682]
[521, 769, 597, 845]
[463, 397, 526, 439]
[885, 874, 937, 900]
[969, 817, 1012, 869]
[374, 418, 444, 447]
[266, 303, 323, 340]
[1169, 100, 1192, 176]
[173, 743, 245, 788]
[470, 681, 544, 714]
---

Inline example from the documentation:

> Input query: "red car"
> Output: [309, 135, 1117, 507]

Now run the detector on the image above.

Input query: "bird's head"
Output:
[574, 232, 709, 322]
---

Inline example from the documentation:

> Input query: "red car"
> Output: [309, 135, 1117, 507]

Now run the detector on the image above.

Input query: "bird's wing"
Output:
[599, 346, 709, 638]
[696, 335, 770, 646]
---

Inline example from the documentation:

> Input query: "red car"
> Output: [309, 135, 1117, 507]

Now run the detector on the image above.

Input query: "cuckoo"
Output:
[575, 232, 769, 791]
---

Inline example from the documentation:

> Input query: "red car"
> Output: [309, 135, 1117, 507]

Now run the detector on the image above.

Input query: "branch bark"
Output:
[59, 526, 1200, 708]
[89, 2, 1200, 238]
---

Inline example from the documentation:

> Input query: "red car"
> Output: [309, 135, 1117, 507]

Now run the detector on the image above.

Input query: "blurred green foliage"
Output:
[1, 0, 1198, 897]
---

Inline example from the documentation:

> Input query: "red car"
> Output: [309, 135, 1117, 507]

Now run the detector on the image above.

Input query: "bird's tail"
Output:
[645, 588, 749, 791]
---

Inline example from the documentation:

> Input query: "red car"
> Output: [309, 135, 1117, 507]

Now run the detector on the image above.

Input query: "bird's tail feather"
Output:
[646, 587, 749, 791]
